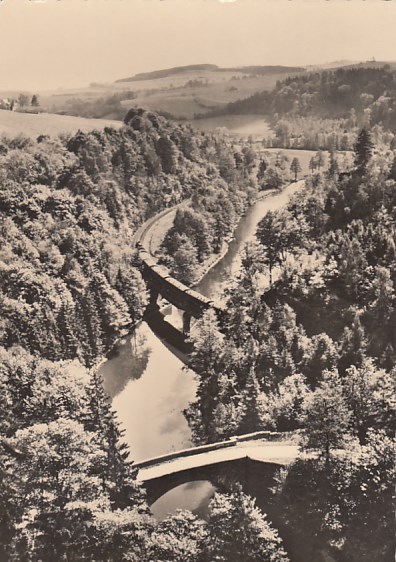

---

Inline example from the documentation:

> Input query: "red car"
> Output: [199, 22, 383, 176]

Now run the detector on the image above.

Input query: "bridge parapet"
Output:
[135, 440, 236, 471]
[134, 431, 297, 471]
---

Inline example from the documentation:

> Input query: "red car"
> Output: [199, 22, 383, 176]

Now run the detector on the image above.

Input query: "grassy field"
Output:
[0, 109, 122, 138]
[121, 91, 225, 120]
[264, 148, 329, 177]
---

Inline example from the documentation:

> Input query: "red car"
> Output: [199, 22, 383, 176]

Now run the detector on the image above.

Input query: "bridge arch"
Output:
[135, 434, 300, 507]
[142, 457, 283, 507]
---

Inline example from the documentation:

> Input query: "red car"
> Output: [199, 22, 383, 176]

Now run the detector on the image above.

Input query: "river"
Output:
[99, 181, 303, 520]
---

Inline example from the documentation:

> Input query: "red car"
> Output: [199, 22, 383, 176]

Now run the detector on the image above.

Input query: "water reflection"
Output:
[100, 322, 197, 462]
[144, 308, 191, 362]
[100, 331, 150, 399]
[151, 481, 217, 521]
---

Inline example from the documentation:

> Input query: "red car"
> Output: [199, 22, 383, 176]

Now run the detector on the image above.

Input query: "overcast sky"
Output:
[1, 0, 396, 92]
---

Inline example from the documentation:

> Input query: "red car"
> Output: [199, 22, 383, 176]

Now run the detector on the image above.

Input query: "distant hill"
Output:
[116, 64, 305, 83]
[40, 64, 308, 122]
[116, 64, 219, 82]
[114, 64, 308, 119]
[41, 61, 396, 125]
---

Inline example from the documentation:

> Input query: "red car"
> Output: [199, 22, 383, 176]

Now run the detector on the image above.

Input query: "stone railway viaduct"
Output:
[137, 243, 218, 331]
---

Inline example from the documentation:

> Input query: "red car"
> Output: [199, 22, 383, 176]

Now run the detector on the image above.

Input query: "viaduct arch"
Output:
[140, 458, 283, 507]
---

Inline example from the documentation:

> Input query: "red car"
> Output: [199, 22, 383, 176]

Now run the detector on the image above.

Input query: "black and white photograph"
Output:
[0, 0, 395, 560]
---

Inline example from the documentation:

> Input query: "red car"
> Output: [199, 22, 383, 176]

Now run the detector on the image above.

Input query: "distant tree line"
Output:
[57, 91, 136, 121]
[0, 94, 39, 111]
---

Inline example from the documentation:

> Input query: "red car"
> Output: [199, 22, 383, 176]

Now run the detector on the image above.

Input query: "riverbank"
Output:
[140, 187, 280, 290]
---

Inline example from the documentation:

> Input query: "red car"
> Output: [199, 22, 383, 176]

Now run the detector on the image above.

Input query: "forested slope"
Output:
[0, 109, 255, 367]
[223, 66, 396, 126]
[187, 129, 396, 561]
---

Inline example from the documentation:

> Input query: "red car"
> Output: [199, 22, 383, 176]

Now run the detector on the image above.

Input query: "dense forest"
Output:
[0, 109, 291, 561]
[186, 128, 395, 561]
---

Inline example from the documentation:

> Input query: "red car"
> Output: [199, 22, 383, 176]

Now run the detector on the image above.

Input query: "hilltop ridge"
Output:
[116, 64, 305, 83]
[117, 64, 218, 82]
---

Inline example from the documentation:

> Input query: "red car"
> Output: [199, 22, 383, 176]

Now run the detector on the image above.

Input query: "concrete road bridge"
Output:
[135, 432, 302, 505]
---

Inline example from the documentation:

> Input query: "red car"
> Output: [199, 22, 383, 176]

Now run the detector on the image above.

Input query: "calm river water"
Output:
[99, 181, 303, 519]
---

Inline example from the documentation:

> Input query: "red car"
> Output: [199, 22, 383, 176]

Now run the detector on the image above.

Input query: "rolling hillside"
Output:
[117, 64, 306, 119]
[35, 61, 396, 128]
[116, 64, 219, 82]
[116, 64, 305, 83]
[40, 64, 307, 122]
